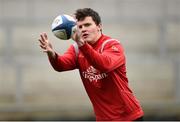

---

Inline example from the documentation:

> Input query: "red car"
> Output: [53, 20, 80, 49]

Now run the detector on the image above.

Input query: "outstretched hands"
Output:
[38, 32, 55, 58]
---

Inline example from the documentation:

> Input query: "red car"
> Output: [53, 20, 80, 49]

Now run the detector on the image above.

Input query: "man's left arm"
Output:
[79, 41, 125, 72]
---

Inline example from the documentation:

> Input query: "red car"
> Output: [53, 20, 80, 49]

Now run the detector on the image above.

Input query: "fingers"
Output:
[38, 38, 46, 46]
[39, 32, 48, 44]
[38, 38, 43, 44]
[40, 33, 46, 42]
[40, 46, 48, 53]
[39, 42, 46, 48]
[38, 32, 47, 50]
[44, 33, 48, 40]
[38, 32, 54, 53]
[39, 42, 49, 53]
[72, 29, 81, 42]
[40, 32, 48, 41]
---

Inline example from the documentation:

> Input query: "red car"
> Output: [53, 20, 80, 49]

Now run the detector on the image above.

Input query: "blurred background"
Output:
[0, 0, 180, 121]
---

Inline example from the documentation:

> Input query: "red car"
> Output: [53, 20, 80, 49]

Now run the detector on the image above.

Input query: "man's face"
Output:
[76, 16, 102, 44]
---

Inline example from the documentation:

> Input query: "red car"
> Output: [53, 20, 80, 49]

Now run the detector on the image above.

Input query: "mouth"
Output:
[82, 33, 88, 38]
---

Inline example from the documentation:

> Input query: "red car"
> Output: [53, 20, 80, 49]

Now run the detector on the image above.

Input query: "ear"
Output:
[98, 23, 102, 32]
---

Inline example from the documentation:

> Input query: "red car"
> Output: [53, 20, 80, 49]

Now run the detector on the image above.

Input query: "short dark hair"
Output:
[74, 8, 101, 25]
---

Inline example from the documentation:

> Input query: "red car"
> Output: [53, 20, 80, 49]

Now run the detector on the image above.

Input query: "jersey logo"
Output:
[111, 46, 119, 51]
[82, 66, 108, 82]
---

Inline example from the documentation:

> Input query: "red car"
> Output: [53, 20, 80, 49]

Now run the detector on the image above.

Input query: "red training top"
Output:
[48, 34, 144, 121]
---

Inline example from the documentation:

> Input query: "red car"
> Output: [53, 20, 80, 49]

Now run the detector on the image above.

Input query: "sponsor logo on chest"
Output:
[82, 66, 108, 82]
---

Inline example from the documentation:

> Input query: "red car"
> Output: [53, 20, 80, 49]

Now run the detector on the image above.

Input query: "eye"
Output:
[78, 25, 82, 29]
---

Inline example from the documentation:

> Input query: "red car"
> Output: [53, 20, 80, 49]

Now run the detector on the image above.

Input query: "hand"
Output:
[38, 32, 55, 57]
[71, 28, 85, 47]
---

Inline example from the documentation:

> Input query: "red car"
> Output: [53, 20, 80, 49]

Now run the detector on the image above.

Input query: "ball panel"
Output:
[51, 15, 63, 30]
[61, 15, 72, 39]
[51, 14, 76, 40]
[64, 14, 75, 22]
[53, 30, 67, 40]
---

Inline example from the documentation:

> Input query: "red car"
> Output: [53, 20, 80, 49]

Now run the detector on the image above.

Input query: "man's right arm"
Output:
[48, 45, 77, 72]
[39, 32, 77, 72]
[47, 50, 56, 59]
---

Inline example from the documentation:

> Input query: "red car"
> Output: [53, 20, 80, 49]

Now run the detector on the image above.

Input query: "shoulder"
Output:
[102, 38, 122, 48]
[102, 34, 121, 45]
[100, 37, 124, 53]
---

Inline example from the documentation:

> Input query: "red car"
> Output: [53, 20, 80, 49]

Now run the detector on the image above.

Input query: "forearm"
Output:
[48, 45, 77, 72]
[47, 50, 56, 59]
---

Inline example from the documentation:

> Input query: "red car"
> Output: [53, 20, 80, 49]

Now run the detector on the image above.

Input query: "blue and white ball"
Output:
[51, 14, 76, 40]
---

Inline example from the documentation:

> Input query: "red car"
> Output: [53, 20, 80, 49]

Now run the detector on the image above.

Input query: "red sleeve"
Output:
[48, 45, 77, 72]
[79, 40, 125, 72]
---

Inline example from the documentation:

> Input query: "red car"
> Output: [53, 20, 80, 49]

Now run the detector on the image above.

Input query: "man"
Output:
[38, 8, 144, 121]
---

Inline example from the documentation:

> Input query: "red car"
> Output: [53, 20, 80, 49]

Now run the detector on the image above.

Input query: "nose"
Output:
[81, 25, 87, 33]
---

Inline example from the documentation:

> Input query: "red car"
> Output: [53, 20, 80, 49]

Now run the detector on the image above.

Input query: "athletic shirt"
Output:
[48, 34, 144, 121]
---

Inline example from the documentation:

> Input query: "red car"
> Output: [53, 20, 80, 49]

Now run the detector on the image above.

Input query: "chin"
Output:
[83, 38, 90, 42]
[85, 39, 92, 43]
